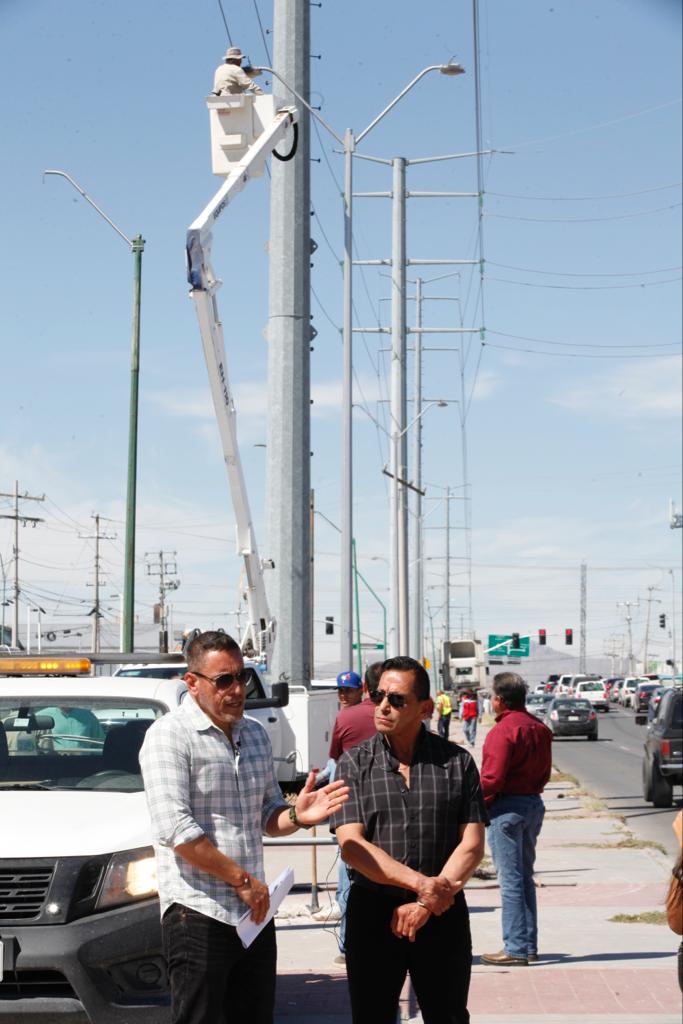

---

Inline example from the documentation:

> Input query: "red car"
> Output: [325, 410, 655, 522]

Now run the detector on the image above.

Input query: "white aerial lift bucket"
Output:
[207, 93, 277, 177]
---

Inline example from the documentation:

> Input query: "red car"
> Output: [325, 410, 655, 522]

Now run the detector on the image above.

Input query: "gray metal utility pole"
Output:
[579, 561, 587, 672]
[266, 0, 312, 686]
[409, 279, 424, 660]
[445, 487, 451, 660]
[341, 129, 354, 670]
[390, 157, 408, 655]
[0, 481, 44, 648]
[618, 601, 637, 675]
[82, 514, 116, 653]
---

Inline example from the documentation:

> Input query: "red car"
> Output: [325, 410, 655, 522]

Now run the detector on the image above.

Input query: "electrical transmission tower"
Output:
[81, 514, 117, 653]
[145, 551, 180, 653]
[0, 481, 45, 647]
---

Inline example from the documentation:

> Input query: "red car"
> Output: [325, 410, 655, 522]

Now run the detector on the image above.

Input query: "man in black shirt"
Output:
[331, 656, 487, 1024]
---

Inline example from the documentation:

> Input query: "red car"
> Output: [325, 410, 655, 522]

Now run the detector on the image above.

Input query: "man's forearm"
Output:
[339, 833, 422, 891]
[175, 835, 248, 887]
[440, 824, 486, 891]
[266, 806, 299, 837]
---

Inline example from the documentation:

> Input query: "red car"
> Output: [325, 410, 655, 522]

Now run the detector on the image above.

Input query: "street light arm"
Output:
[356, 64, 462, 144]
[253, 67, 345, 146]
[43, 169, 133, 248]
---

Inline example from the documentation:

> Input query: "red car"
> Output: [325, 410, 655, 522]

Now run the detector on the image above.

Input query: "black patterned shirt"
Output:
[330, 726, 488, 894]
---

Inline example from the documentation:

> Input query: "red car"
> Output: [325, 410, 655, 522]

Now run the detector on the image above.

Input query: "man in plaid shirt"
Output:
[331, 655, 487, 1024]
[139, 631, 348, 1024]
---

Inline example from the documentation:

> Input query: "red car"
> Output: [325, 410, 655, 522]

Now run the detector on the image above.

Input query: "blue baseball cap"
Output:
[336, 670, 362, 689]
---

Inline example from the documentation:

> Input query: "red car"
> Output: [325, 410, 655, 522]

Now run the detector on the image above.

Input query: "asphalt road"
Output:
[549, 702, 682, 857]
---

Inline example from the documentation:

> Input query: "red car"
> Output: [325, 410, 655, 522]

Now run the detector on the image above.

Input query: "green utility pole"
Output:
[123, 236, 145, 652]
[43, 171, 145, 655]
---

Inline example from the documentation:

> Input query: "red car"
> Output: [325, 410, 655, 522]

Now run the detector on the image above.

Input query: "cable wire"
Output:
[485, 203, 681, 224]
[216, 0, 233, 46]
[482, 341, 681, 360]
[489, 329, 681, 351]
[487, 182, 682, 202]
[487, 261, 682, 279]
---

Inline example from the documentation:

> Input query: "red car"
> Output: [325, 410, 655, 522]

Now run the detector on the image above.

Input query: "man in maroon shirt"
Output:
[479, 672, 552, 966]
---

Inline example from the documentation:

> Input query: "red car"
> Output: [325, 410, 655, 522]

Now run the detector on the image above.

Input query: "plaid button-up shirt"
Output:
[331, 727, 488, 896]
[139, 695, 287, 925]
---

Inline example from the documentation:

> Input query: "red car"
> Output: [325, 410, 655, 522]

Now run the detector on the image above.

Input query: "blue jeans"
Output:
[462, 718, 477, 747]
[487, 795, 545, 958]
[336, 854, 351, 952]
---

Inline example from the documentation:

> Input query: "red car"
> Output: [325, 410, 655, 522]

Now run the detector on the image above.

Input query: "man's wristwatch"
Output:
[288, 804, 312, 829]
[231, 873, 251, 889]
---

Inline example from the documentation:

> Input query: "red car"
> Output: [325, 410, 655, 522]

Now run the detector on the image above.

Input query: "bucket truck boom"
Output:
[186, 95, 297, 668]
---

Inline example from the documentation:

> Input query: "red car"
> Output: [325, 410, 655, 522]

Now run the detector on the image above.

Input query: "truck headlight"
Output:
[97, 847, 158, 910]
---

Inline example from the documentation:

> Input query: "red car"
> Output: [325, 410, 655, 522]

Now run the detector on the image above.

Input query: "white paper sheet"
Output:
[235, 866, 295, 949]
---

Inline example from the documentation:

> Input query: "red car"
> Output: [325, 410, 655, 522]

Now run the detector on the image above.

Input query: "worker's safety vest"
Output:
[461, 696, 479, 720]
[438, 694, 452, 717]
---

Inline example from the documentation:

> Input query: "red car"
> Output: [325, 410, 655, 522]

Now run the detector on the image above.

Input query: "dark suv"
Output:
[641, 687, 682, 807]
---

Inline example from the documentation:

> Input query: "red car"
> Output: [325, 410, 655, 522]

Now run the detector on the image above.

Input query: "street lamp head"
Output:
[439, 62, 465, 76]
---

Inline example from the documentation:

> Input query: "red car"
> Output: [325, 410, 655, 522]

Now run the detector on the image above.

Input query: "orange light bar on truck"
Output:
[0, 657, 92, 676]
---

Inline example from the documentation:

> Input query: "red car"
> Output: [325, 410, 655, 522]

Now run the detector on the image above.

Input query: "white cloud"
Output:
[550, 356, 682, 419]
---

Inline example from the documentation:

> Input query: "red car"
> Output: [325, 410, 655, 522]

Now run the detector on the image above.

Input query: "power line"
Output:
[487, 260, 682, 279]
[487, 181, 682, 202]
[252, 0, 271, 64]
[488, 329, 681, 351]
[216, 0, 233, 46]
[482, 341, 681, 360]
[486, 274, 682, 291]
[485, 202, 681, 224]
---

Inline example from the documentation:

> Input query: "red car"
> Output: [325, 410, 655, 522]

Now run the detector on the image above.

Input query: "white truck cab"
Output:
[0, 657, 336, 1020]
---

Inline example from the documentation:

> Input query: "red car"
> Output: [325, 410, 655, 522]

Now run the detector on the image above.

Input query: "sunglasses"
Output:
[192, 669, 250, 691]
[369, 688, 409, 710]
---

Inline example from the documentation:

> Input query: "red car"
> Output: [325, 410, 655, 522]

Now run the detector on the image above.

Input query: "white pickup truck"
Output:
[0, 658, 337, 1022]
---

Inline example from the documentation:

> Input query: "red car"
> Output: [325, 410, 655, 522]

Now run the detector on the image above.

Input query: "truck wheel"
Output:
[642, 759, 653, 802]
[651, 761, 673, 808]
[588, 732, 598, 741]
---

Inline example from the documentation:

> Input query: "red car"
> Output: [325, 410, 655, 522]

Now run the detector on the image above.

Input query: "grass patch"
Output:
[609, 911, 667, 925]
[550, 769, 580, 786]
[563, 837, 667, 854]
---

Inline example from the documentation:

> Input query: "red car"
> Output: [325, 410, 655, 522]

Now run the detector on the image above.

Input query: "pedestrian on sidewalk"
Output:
[139, 630, 349, 1024]
[332, 656, 487, 1024]
[460, 689, 480, 748]
[479, 671, 552, 967]
[435, 689, 452, 740]
[313, 663, 382, 964]
[666, 810, 683, 991]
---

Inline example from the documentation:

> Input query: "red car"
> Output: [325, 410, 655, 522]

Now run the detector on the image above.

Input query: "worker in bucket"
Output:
[213, 46, 264, 96]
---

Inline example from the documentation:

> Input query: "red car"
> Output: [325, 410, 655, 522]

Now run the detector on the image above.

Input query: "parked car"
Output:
[526, 693, 554, 720]
[574, 679, 609, 712]
[546, 697, 598, 740]
[631, 681, 659, 714]
[641, 687, 683, 807]
[619, 677, 639, 706]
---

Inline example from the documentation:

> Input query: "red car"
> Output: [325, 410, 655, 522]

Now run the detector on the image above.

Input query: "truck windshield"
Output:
[0, 698, 164, 791]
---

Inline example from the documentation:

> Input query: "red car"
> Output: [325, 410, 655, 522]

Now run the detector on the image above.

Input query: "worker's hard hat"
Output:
[225, 47, 244, 62]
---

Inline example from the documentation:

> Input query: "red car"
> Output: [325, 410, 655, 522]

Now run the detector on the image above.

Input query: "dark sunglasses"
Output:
[369, 688, 409, 710]
[193, 668, 250, 690]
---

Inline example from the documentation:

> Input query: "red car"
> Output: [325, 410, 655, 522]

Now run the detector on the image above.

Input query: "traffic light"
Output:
[565, 628, 573, 645]
[325, 616, 334, 635]
[659, 613, 666, 629]
[511, 632, 520, 650]
[538, 628, 547, 646]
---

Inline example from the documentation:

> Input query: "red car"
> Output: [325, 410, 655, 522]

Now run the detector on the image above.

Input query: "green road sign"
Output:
[487, 633, 530, 657]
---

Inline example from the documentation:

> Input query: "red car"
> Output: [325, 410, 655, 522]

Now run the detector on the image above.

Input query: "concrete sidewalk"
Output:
[266, 718, 681, 1022]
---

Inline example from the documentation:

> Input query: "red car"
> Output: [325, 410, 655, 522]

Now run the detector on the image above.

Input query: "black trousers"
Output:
[162, 903, 277, 1024]
[345, 884, 472, 1024]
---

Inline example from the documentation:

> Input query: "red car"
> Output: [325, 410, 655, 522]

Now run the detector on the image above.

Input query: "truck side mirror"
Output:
[271, 681, 289, 708]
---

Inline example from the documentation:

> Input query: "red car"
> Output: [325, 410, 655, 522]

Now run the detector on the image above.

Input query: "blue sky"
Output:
[1, 0, 680, 671]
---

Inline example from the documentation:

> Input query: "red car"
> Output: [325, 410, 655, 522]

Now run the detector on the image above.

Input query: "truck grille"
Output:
[0, 970, 76, 999]
[0, 865, 54, 921]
